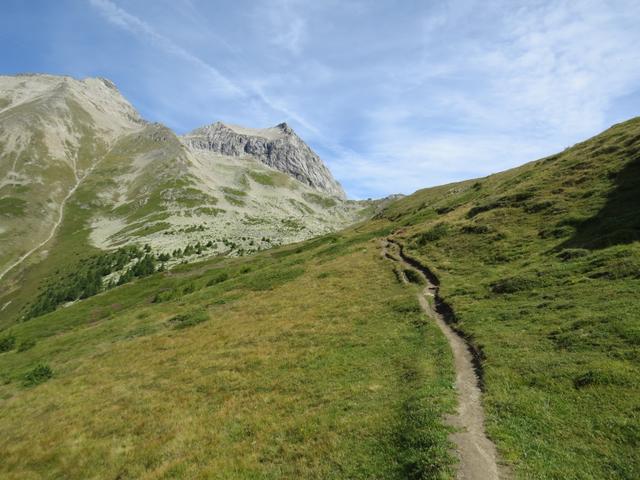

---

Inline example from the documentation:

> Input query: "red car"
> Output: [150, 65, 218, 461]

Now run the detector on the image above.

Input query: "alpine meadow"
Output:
[1, 1, 640, 479]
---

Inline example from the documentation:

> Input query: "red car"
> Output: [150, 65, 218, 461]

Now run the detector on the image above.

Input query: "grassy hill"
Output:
[1, 117, 639, 479]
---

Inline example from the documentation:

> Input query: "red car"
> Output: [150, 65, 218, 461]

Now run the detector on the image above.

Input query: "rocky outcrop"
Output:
[183, 121, 346, 199]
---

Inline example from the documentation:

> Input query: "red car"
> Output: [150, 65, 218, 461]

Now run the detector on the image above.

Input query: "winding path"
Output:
[0, 159, 103, 284]
[382, 239, 504, 480]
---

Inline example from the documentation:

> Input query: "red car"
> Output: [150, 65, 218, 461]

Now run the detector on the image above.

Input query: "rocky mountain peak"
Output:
[183, 121, 346, 199]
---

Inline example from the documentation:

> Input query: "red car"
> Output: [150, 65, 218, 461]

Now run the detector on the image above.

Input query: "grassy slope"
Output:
[382, 117, 640, 479]
[0, 227, 455, 479]
[0, 117, 638, 478]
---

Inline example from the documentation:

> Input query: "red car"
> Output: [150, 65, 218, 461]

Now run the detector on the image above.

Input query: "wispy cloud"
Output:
[88, 0, 241, 97]
[88, 0, 320, 133]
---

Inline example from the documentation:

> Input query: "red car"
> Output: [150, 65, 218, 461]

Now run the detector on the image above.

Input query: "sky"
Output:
[2, 0, 640, 199]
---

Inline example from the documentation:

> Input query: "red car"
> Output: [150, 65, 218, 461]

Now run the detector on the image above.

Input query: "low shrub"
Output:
[490, 276, 540, 294]
[206, 272, 230, 286]
[461, 224, 491, 234]
[414, 223, 449, 245]
[0, 335, 16, 352]
[435, 205, 455, 215]
[168, 309, 209, 329]
[152, 288, 179, 303]
[467, 203, 497, 218]
[524, 200, 554, 213]
[24, 364, 53, 387]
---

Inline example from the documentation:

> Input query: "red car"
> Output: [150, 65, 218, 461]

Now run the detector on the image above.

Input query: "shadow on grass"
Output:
[564, 153, 640, 250]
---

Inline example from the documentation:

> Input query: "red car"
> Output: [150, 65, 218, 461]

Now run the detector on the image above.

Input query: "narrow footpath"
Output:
[382, 239, 505, 480]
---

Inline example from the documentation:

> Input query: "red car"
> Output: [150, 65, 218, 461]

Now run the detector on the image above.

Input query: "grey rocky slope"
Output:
[0, 74, 377, 314]
[183, 121, 346, 199]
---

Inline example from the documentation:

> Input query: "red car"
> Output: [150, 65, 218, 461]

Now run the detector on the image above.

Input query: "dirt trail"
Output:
[382, 239, 504, 480]
[0, 152, 110, 284]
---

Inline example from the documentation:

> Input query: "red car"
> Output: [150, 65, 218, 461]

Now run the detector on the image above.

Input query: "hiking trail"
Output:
[382, 238, 506, 480]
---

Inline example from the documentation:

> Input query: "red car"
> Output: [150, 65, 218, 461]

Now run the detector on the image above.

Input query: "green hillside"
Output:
[1, 118, 639, 479]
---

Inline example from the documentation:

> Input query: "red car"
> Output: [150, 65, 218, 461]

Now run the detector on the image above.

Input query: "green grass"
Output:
[247, 169, 292, 188]
[0, 229, 455, 479]
[1, 109, 639, 478]
[382, 116, 640, 479]
[221, 186, 248, 197]
[0, 197, 27, 217]
[303, 192, 338, 208]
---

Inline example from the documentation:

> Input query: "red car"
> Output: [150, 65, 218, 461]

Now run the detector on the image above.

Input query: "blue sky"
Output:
[2, 0, 640, 198]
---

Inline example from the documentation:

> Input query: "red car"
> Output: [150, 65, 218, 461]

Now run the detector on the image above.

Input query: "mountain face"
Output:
[183, 122, 346, 199]
[0, 74, 144, 279]
[0, 74, 372, 321]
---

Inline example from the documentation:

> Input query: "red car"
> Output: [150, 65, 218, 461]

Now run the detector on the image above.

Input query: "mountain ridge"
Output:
[183, 121, 347, 199]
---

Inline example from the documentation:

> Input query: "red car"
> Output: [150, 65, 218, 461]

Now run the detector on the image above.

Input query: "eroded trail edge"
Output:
[382, 239, 503, 480]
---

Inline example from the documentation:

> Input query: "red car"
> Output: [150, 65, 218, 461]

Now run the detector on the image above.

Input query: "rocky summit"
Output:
[183, 121, 346, 199]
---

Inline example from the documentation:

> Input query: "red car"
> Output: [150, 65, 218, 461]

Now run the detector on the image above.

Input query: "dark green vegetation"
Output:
[24, 246, 160, 319]
[23, 363, 53, 387]
[1, 117, 639, 479]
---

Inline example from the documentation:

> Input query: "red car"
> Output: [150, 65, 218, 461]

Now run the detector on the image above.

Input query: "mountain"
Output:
[0, 115, 637, 479]
[0, 74, 144, 280]
[0, 74, 373, 321]
[183, 121, 346, 199]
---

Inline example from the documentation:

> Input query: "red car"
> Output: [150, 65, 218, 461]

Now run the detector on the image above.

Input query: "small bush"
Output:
[414, 223, 449, 245]
[524, 200, 554, 213]
[169, 309, 209, 329]
[461, 224, 491, 234]
[0, 335, 16, 352]
[24, 364, 53, 387]
[152, 288, 179, 303]
[467, 203, 497, 218]
[490, 276, 539, 294]
[435, 205, 455, 215]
